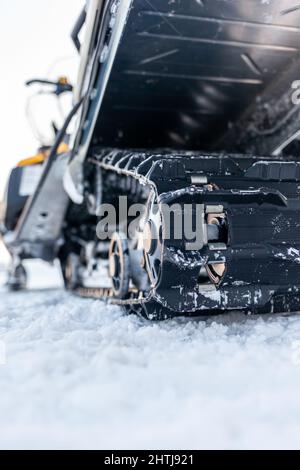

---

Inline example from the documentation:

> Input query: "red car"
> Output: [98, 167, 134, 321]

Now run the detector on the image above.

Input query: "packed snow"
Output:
[1, 261, 300, 450]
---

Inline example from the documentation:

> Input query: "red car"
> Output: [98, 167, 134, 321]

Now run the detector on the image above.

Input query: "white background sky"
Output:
[0, 0, 84, 194]
[0, 0, 84, 261]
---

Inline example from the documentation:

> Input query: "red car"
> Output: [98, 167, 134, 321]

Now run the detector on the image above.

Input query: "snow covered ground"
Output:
[1, 262, 300, 449]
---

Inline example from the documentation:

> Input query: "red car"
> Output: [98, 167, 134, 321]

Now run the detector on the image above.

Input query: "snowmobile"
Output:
[0, 75, 73, 290]
[2, 0, 300, 320]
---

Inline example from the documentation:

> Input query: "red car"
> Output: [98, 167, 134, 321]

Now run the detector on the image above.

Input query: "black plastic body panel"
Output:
[3, 167, 28, 232]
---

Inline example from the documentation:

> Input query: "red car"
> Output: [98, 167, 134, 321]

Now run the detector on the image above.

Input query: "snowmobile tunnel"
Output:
[75, 0, 300, 152]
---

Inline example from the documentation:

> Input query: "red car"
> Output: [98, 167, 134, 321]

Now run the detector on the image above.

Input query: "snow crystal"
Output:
[1, 262, 300, 449]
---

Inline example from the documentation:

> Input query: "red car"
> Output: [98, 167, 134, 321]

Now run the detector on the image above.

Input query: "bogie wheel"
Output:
[61, 252, 82, 291]
[7, 263, 28, 292]
[109, 232, 131, 299]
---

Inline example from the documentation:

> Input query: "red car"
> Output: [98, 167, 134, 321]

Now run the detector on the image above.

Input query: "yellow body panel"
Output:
[57, 142, 69, 154]
[17, 151, 48, 167]
[17, 142, 69, 168]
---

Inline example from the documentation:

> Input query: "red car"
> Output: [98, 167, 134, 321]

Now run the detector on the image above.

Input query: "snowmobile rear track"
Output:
[65, 149, 300, 320]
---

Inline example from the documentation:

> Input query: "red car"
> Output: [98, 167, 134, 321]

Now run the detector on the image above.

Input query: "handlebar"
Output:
[26, 79, 59, 87]
[25, 77, 73, 95]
